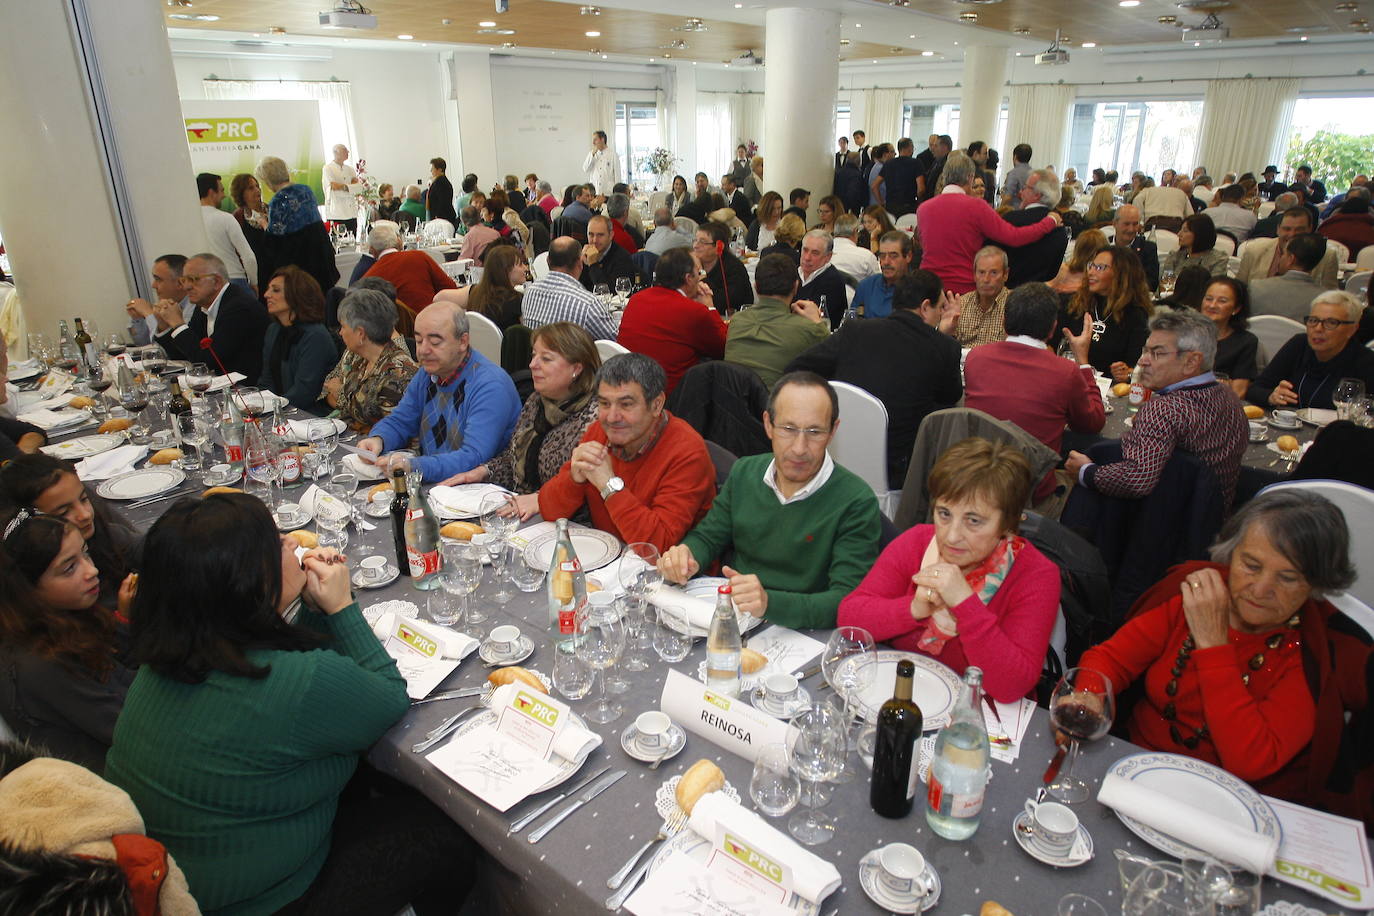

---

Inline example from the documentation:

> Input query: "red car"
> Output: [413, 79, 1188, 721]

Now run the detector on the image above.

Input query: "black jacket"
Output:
[1000, 206, 1069, 286]
[1247, 336, 1374, 412]
[703, 250, 754, 315]
[832, 165, 867, 219]
[156, 282, 270, 382]
[258, 220, 340, 297]
[579, 242, 637, 291]
[1125, 235, 1161, 290]
[666, 360, 771, 457]
[427, 174, 456, 223]
[726, 190, 753, 224]
[796, 264, 853, 330]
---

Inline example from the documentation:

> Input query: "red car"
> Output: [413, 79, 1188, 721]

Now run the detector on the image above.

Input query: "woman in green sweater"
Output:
[106, 493, 475, 915]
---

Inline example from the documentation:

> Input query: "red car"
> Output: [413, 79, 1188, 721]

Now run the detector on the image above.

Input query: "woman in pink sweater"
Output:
[916, 151, 1062, 295]
[838, 438, 1061, 702]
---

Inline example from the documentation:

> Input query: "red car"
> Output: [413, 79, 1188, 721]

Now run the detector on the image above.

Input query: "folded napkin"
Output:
[1098, 768, 1279, 873]
[428, 483, 510, 518]
[688, 791, 841, 904]
[75, 445, 148, 481]
[341, 452, 386, 480]
[18, 407, 90, 431]
[490, 683, 602, 763]
[206, 372, 246, 392]
[646, 583, 722, 632]
[286, 417, 346, 443]
[371, 610, 478, 661]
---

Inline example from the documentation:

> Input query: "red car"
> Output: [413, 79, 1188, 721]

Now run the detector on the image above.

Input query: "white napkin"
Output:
[428, 483, 510, 518]
[646, 584, 717, 631]
[286, 417, 346, 442]
[370, 611, 478, 661]
[18, 407, 90, 431]
[490, 683, 602, 763]
[341, 452, 386, 480]
[688, 791, 842, 904]
[75, 445, 148, 481]
[206, 372, 246, 392]
[1098, 769, 1279, 874]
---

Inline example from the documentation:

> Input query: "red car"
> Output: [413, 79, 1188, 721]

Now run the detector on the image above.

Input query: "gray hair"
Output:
[1030, 168, 1061, 207]
[1196, 174, 1214, 188]
[941, 151, 975, 189]
[255, 155, 291, 188]
[460, 205, 483, 228]
[354, 276, 398, 302]
[404, 184, 421, 200]
[332, 143, 348, 156]
[653, 206, 674, 228]
[536, 180, 552, 195]
[832, 214, 860, 239]
[188, 252, 228, 279]
[803, 229, 834, 254]
[1311, 289, 1364, 323]
[1349, 187, 1372, 202]
[367, 222, 401, 254]
[595, 352, 666, 403]
[606, 193, 630, 220]
[428, 300, 470, 339]
[1148, 306, 1218, 371]
[337, 288, 398, 344]
[1209, 489, 1355, 597]
[1273, 192, 1299, 212]
[973, 245, 1009, 272]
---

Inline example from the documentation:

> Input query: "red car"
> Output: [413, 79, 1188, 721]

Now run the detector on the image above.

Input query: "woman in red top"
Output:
[1079, 489, 1355, 787]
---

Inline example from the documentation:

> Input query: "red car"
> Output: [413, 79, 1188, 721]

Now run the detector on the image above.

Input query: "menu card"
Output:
[369, 611, 474, 699]
[1265, 795, 1374, 910]
[625, 848, 794, 916]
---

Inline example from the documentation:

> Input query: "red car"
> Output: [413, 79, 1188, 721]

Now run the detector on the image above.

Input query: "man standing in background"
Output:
[323, 144, 360, 234]
[426, 157, 456, 224]
[584, 130, 619, 197]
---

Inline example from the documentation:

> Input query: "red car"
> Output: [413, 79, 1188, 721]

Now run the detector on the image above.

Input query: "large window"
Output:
[835, 103, 851, 146]
[1065, 100, 1202, 181]
[614, 101, 661, 190]
[902, 103, 1007, 152]
[1284, 96, 1374, 188]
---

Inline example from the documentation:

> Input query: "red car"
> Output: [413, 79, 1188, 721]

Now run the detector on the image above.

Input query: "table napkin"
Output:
[75, 445, 148, 481]
[1097, 769, 1279, 873]
[18, 407, 90, 431]
[646, 584, 718, 631]
[688, 791, 842, 904]
[489, 683, 602, 763]
[286, 417, 346, 442]
[341, 452, 386, 480]
[205, 372, 246, 392]
[370, 610, 478, 661]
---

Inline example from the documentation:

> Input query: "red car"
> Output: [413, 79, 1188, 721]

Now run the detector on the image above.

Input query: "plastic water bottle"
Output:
[705, 584, 741, 697]
[924, 666, 991, 840]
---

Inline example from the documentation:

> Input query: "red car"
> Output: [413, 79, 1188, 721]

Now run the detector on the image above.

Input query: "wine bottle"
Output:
[73, 318, 96, 369]
[705, 585, 741, 697]
[168, 377, 192, 416]
[546, 518, 586, 636]
[925, 666, 991, 840]
[403, 472, 442, 590]
[389, 469, 410, 575]
[870, 658, 924, 818]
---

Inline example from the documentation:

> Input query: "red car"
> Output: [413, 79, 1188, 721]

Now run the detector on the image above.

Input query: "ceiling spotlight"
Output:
[585, 30, 600, 36]
[889, 46, 904, 52]
[268, 26, 286, 34]
[397, 34, 413, 39]
[580, 5, 601, 14]
[660, 39, 688, 49]
[922, 49, 936, 55]
[890, 0, 911, 6]
[673, 18, 708, 31]
[1119, 0, 1141, 5]
[479, 20, 496, 27]
[1158, 15, 1178, 23]
[167, 0, 193, 7]
[601, 54, 608, 58]
[168, 12, 219, 20]
[959, 12, 979, 22]
[441, 18, 452, 25]
[956, 0, 1004, 4]
[502, 41, 516, 47]
[476, 27, 516, 34]
[1352, 17, 1370, 24]
[734, 3, 743, 7]
[1335, 1, 1359, 8]
[1013, 26, 1031, 34]
[588, 47, 601, 53]
[1082, 41, 1097, 46]
[839, 38, 851, 45]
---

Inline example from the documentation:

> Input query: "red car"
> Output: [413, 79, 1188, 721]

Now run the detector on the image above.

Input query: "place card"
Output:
[661, 670, 797, 765]
[371, 611, 473, 699]
[490, 683, 602, 764]
[624, 848, 794, 916]
[426, 722, 561, 811]
[1264, 795, 1374, 910]
[743, 627, 823, 676]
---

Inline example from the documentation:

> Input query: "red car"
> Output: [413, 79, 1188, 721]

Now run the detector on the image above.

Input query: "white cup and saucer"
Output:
[858, 843, 941, 913]
[364, 489, 394, 517]
[1247, 420, 1268, 443]
[620, 710, 686, 763]
[749, 672, 811, 719]
[202, 463, 241, 487]
[479, 624, 534, 665]
[352, 554, 399, 589]
[1268, 409, 1301, 430]
[1013, 798, 1094, 867]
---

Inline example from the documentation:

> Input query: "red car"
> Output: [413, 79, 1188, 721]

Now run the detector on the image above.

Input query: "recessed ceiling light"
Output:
[855, 22, 863, 27]
[1082, 41, 1097, 46]
[922, 50, 935, 56]
[268, 26, 285, 34]
[1013, 26, 1031, 34]
[579, 5, 601, 14]
[650, 56, 656, 61]
[839, 38, 850, 45]
[441, 18, 452, 25]
[1194, 40, 1201, 44]
[959, 12, 979, 21]
[397, 34, 413, 39]
[252, 32, 260, 36]
[585, 30, 600, 36]
[725, 62, 731, 67]
[909, 33, 916, 37]
[1335, 1, 1358, 9]
[1119, 0, 1140, 5]
[1158, 15, 1178, 23]
[479, 20, 496, 27]
[168, 12, 220, 20]
[734, 2, 742, 6]
[602, 53, 608, 58]
[476, 28, 516, 34]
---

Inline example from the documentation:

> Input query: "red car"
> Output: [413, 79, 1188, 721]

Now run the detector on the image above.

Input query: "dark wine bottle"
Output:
[168, 377, 192, 416]
[870, 658, 924, 818]
[389, 468, 411, 576]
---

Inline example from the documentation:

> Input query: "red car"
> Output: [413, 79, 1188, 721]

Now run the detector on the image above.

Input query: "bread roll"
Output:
[1277, 435, 1300, 453]
[675, 759, 725, 815]
[148, 448, 184, 465]
[286, 530, 319, 548]
[1243, 404, 1265, 420]
[980, 903, 1014, 916]
[367, 482, 392, 502]
[740, 647, 768, 674]
[487, 666, 547, 693]
[68, 395, 97, 409]
[202, 486, 242, 497]
[1111, 382, 1131, 398]
[586, 579, 603, 593]
[98, 418, 133, 434]
[440, 520, 484, 541]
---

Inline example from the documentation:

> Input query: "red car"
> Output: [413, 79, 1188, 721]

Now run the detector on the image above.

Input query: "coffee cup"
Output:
[762, 672, 799, 705]
[877, 843, 928, 898]
[1248, 421, 1266, 439]
[634, 710, 672, 749]
[359, 555, 389, 581]
[1271, 409, 1298, 427]
[1023, 799, 1078, 856]
[488, 624, 521, 656]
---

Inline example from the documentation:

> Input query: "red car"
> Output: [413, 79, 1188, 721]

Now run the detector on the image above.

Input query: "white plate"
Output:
[1297, 407, 1337, 428]
[1107, 752, 1282, 861]
[523, 527, 622, 573]
[429, 483, 514, 519]
[41, 433, 124, 459]
[644, 831, 821, 914]
[1012, 811, 1094, 867]
[857, 849, 941, 913]
[1266, 441, 1305, 458]
[836, 651, 962, 730]
[95, 467, 186, 500]
[6, 360, 43, 381]
[679, 577, 767, 638]
[447, 707, 588, 793]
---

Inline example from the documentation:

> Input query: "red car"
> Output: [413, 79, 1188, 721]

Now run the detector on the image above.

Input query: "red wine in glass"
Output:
[105, 344, 126, 357]
[89, 378, 113, 394]
[1051, 701, 1108, 741]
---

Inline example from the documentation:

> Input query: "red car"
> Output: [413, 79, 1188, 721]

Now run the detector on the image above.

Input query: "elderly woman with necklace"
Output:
[321, 288, 418, 433]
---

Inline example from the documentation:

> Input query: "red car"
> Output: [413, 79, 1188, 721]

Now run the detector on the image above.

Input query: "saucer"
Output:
[352, 563, 400, 589]
[857, 849, 941, 914]
[1268, 417, 1301, 430]
[621, 722, 686, 763]
[478, 634, 534, 666]
[749, 684, 812, 719]
[1248, 432, 1268, 444]
[1012, 811, 1094, 867]
[202, 469, 243, 487]
[274, 504, 313, 531]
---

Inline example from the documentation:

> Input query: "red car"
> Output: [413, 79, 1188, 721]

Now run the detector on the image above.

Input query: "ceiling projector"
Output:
[319, 9, 377, 29]
[1035, 29, 1070, 64]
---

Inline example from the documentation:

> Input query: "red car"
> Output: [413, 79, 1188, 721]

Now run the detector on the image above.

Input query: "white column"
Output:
[672, 62, 698, 186]
[764, 6, 841, 223]
[448, 51, 499, 183]
[0, 0, 206, 342]
[958, 45, 1010, 150]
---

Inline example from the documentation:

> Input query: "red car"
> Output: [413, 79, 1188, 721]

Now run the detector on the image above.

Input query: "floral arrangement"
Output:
[645, 147, 680, 177]
[740, 140, 759, 160]
[353, 158, 381, 208]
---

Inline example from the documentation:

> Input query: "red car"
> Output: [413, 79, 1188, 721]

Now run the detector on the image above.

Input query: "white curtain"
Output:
[737, 93, 766, 158]
[1005, 84, 1076, 171]
[1197, 78, 1300, 176]
[654, 89, 667, 162]
[860, 88, 904, 145]
[696, 92, 735, 182]
[589, 87, 617, 140]
[202, 79, 356, 161]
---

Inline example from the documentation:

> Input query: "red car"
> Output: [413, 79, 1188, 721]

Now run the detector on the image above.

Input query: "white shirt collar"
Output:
[377, 248, 399, 259]
[833, 237, 857, 249]
[203, 283, 229, 334]
[1023, 203, 1048, 211]
[1006, 334, 1049, 350]
[762, 452, 834, 505]
[799, 262, 832, 285]
[940, 184, 967, 195]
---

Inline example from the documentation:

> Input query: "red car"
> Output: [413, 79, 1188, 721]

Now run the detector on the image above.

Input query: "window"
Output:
[614, 102, 661, 190]
[1065, 100, 1202, 181]
[835, 103, 851, 146]
[902, 103, 1007, 152]
[1284, 96, 1374, 187]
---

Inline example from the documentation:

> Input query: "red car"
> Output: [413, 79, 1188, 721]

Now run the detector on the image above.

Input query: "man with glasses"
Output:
[658, 372, 880, 627]
[1247, 290, 1374, 412]
[693, 222, 753, 314]
[1066, 308, 1247, 511]
[126, 254, 195, 346]
[153, 252, 268, 381]
[852, 230, 913, 318]
[616, 247, 727, 395]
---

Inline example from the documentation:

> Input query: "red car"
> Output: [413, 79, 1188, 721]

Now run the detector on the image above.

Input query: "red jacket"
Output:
[362, 250, 456, 312]
[915, 191, 1058, 295]
[1319, 211, 1374, 258]
[617, 286, 727, 394]
[611, 219, 641, 254]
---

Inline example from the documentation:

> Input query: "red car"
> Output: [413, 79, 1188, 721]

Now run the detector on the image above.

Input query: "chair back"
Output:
[440, 258, 473, 282]
[1100, 225, 1116, 242]
[1213, 233, 1237, 256]
[530, 251, 551, 280]
[1249, 314, 1305, 364]
[500, 322, 534, 375]
[894, 213, 918, 235]
[550, 206, 564, 221]
[648, 191, 669, 211]
[704, 440, 738, 490]
[665, 361, 771, 457]
[466, 311, 503, 363]
[631, 249, 659, 282]
[674, 216, 699, 235]
[1152, 229, 1180, 255]
[1258, 201, 1276, 218]
[1328, 592, 1374, 643]
[1347, 270, 1372, 303]
[552, 216, 586, 243]
[1261, 478, 1374, 608]
[828, 381, 894, 512]
[1326, 238, 1351, 266]
[595, 339, 629, 362]
[1357, 245, 1374, 272]
[421, 219, 455, 243]
[0, 712, 14, 742]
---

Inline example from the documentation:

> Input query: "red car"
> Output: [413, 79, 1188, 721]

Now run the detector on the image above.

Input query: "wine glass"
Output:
[85, 363, 113, 418]
[440, 542, 483, 636]
[1058, 894, 1108, 916]
[750, 742, 800, 817]
[1333, 377, 1366, 421]
[1047, 667, 1115, 804]
[553, 637, 594, 700]
[315, 486, 352, 541]
[28, 333, 53, 366]
[618, 542, 661, 672]
[186, 362, 213, 397]
[234, 387, 267, 421]
[141, 344, 167, 376]
[614, 277, 633, 301]
[174, 412, 212, 472]
[244, 422, 281, 510]
[592, 282, 611, 305]
[787, 703, 848, 845]
[577, 601, 626, 724]
[102, 333, 127, 358]
[307, 419, 340, 478]
[479, 491, 520, 541]
[822, 626, 876, 783]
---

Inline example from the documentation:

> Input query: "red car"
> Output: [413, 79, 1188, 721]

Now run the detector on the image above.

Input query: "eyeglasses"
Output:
[772, 425, 830, 442]
[1086, 263, 1113, 273]
[1142, 346, 1189, 360]
[1304, 316, 1357, 330]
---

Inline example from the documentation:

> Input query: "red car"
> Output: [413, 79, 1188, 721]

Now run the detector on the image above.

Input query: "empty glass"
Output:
[553, 637, 594, 700]
[428, 589, 461, 628]
[592, 282, 611, 305]
[307, 419, 339, 477]
[510, 554, 544, 592]
[1333, 377, 1366, 421]
[318, 527, 348, 552]
[652, 606, 692, 662]
[618, 542, 661, 672]
[440, 542, 483, 635]
[577, 601, 626, 723]
[750, 743, 799, 817]
[174, 412, 212, 472]
[787, 703, 847, 845]
[822, 626, 876, 783]
[1058, 894, 1108, 916]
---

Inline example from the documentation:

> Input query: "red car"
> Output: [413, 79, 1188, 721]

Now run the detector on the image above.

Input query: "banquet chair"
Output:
[828, 381, 897, 515]
[465, 311, 503, 364]
[674, 216, 699, 235]
[1213, 233, 1237, 257]
[595, 339, 629, 362]
[704, 440, 737, 490]
[1152, 230, 1180, 256]
[421, 219, 455, 244]
[500, 323, 533, 376]
[1358, 245, 1374, 272]
[630, 249, 659, 282]
[1236, 237, 1262, 262]
[1262, 478, 1374, 608]
[530, 251, 550, 281]
[1100, 225, 1116, 242]
[1328, 592, 1374, 643]
[0, 712, 14, 742]
[1347, 271, 1371, 302]
[1250, 315, 1305, 364]
[648, 191, 669, 211]
[1326, 238, 1351, 267]
[1258, 201, 1276, 219]
[666, 361, 770, 457]
[895, 213, 918, 235]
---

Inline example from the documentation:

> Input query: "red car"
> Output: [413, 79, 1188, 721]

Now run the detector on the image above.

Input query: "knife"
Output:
[412, 685, 485, 706]
[790, 662, 822, 681]
[740, 619, 773, 647]
[508, 765, 610, 834]
[528, 768, 626, 844]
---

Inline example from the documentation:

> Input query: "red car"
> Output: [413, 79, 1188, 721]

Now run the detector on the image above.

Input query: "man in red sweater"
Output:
[617, 247, 727, 393]
[964, 282, 1106, 502]
[361, 222, 455, 312]
[538, 352, 715, 553]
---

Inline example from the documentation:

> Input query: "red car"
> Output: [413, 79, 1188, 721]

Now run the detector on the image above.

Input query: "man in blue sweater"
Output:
[358, 301, 520, 481]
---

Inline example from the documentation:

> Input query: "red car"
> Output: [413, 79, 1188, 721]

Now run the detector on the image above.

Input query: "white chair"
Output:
[828, 381, 897, 514]
[1100, 225, 1116, 243]
[674, 216, 699, 235]
[1258, 201, 1276, 219]
[1213, 235, 1236, 257]
[420, 219, 455, 245]
[530, 251, 550, 281]
[1152, 229, 1180, 255]
[1357, 245, 1374, 272]
[440, 258, 473, 282]
[550, 206, 564, 222]
[1250, 315, 1305, 364]
[1325, 238, 1351, 267]
[1347, 270, 1372, 302]
[595, 339, 629, 362]
[466, 311, 502, 364]
[1261, 478, 1374, 608]
[1329, 592, 1374, 643]
[648, 191, 669, 211]
[895, 213, 918, 235]
[0, 712, 14, 742]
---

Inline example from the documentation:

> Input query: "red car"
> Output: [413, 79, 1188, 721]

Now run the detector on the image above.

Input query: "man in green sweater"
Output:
[723, 252, 829, 388]
[658, 371, 881, 628]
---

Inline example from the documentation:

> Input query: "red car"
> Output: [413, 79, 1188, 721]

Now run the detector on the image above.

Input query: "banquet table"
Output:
[70, 413, 1344, 916]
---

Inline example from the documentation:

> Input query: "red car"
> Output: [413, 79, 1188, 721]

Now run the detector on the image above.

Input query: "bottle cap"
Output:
[717, 584, 732, 595]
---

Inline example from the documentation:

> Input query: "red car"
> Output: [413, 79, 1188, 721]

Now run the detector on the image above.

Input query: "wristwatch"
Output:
[599, 476, 624, 501]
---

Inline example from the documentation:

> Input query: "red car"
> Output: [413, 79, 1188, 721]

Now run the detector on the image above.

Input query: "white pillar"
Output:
[0, 0, 206, 344]
[958, 45, 1010, 150]
[448, 51, 499, 184]
[764, 6, 841, 223]
[673, 62, 698, 187]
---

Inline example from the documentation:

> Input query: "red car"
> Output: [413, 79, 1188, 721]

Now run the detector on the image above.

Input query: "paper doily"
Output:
[653, 773, 740, 824]
[363, 599, 419, 627]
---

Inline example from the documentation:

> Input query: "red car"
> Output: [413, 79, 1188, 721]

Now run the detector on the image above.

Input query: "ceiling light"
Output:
[268, 26, 285, 34]
[1194, 40, 1201, 44]
[168, 12, 219, 20]
[725, 62, 731, 66]
[890, 46, 904, 52]
[890, 0, 911, 6]
[1119, 0, 1141, 5]
[1158, 15, 1178, 23]
[650, 56, 656, 61]
[602, 54, 608, 58]
[479, 20, 496, 27]
[1013, 26, 1031, 34]
[585, 30, 600, 36]
[1335, 1, 1358, 8]
[839, 38, 851, 45]
[580, 5, 601, 14]
[855, 23, 863, 27]
[397, 34, 413, 39]
[674, 18, 708, 32]
[441, 18, 452, 25]
[909, 33, 916, 37]
[502, 42, 515, 47]
[922, 50, 935, 56]
[1082, 41, 1097, 46]
[955, 0, 1004, 4]
[476, 28, 516, 34]
[734, 2, 743, 6]
[1300, 33, 1309, 38]
[872, 58, 879, 63]
[959, 12, 979, 21]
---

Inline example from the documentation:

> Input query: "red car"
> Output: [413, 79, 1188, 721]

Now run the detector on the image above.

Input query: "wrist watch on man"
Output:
[599, 476, 624, 501]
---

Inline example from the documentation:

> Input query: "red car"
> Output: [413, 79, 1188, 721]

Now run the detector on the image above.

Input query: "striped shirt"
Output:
[521, 270, 618, 340]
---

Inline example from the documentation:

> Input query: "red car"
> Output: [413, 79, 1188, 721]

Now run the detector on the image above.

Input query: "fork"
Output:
[410, 705, 480, 754]
[606, 808, 689, 890]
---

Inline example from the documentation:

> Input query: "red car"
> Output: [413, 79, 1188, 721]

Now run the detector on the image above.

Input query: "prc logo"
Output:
[184, 117, 259, 143]
[513, 690, 561, 727]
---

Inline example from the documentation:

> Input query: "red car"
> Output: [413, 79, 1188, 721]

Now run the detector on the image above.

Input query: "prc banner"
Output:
[180, 99, 325, 209]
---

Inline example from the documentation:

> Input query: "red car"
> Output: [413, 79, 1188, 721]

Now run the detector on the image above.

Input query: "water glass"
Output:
[440, 542, 484, 635]
[652, 606, 692, 662]
[1058, 894, 1108, 916]
[510, 555, 544, 592]
[174, 412, 211, 472]
[553, 637, 594, 700]
[428, 590, 461, 628]
[750, 743, 800, 817]
[307, 419, 339, 477]
[1213, 869, 1261, 916]
[577, 602, 626, 723]
[318, 528, 348, 553]
[787, 703, 847, 845]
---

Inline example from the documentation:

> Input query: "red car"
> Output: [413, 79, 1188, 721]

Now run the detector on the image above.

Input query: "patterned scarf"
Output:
[509, 390, 593, 490]
[917, 533, 1027, 655]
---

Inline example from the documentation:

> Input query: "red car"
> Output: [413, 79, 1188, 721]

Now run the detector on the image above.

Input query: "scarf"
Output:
[509, 390, 593, 491]
[266, 321, 303, 395]
[917, 533, 1027, 655]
